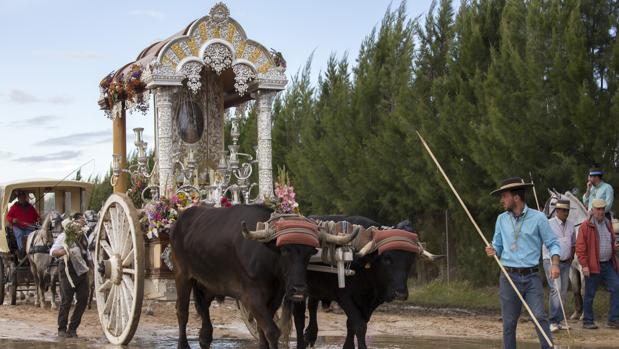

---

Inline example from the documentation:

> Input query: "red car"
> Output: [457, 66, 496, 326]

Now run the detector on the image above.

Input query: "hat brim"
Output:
[490, 182, 534, 196]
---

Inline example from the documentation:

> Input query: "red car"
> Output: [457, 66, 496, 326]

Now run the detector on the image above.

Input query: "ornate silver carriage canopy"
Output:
[98, 2, 287, 200]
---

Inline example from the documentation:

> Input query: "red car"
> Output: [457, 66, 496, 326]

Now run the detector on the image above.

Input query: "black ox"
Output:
[170, 205, 353, 349]
[294, 215, 438, 349]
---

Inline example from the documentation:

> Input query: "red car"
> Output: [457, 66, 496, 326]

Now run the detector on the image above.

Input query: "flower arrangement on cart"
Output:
[141, 192, 200, 239]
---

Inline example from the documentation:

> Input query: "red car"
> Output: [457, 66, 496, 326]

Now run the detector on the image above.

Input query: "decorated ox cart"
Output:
[93, 2, 288, 344]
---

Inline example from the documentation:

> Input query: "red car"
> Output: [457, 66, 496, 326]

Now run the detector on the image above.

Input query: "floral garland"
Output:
[265, 166, 300, 214]
[100, 64, 149, 118]
[142, 192, 200, 239]
[64, 220, 86, 246]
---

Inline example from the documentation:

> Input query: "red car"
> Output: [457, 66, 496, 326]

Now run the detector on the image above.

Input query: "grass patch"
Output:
[408, 280, 500, 311]
[409, 279, 612, 317]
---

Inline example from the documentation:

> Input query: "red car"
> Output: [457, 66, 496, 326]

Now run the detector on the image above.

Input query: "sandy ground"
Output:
[0, 297, 618, 348]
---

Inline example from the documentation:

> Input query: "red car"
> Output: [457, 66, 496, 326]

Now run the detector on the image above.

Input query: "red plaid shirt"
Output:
[6, 202, 40, 229]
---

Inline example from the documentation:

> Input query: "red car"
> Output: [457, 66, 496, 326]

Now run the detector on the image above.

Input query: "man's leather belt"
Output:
[504, 266, 539, 275]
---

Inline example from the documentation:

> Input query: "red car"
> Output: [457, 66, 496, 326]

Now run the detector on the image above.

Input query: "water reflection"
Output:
[0, 336, 615, 349]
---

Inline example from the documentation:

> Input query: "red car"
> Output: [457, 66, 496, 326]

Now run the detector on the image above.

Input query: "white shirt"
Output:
[50, 232, 66, 256]
[542, 216, 576, 261]
[50, 232, 92, 262]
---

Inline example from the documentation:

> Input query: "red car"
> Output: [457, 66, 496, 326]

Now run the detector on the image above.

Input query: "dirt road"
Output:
[0, 299, 617, 348]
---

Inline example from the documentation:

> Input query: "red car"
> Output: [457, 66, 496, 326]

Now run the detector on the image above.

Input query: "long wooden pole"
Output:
[529, 171, 542, 211]
[555, 278, 572, 338]
[416, 131, 553, 347]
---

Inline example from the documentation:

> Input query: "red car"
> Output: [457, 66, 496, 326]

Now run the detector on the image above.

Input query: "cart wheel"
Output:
[236, 300, 291, 348]
[9, 261, 16, 305]
[94, 193, 144, 345]
[0, 257, 5, 304]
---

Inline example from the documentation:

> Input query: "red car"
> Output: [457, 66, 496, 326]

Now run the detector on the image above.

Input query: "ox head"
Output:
[242, 217, 357, 302]
[356, 229, 439, 302]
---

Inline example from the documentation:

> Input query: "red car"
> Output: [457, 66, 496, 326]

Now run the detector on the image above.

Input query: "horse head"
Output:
[543, 189, 588, 225]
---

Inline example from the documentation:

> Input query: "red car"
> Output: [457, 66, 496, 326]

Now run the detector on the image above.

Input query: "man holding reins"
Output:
[6, 190, 40, 257]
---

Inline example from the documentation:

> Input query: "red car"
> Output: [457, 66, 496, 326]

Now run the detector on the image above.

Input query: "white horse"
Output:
[543, 189, 589, 320]
[26, 211, 62, 309]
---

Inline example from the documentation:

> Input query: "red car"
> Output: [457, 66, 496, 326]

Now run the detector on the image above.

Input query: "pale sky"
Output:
[0, 0, 434, 183]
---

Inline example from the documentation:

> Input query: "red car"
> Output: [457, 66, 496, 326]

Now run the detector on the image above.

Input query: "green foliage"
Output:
[87, 150, 155, 211]
[409, 279, 611, 315]
[218, 0, 619, 285]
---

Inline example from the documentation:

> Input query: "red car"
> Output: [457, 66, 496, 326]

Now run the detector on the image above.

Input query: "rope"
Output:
[62, 243, 76, 288]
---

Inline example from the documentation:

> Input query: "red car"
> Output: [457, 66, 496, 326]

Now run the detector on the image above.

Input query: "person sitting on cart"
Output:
[5, 190, 40, 256]
[50, 214, 91, 338]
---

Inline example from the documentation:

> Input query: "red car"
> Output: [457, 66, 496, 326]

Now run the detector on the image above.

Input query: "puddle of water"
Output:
[0, 336, 615, 349]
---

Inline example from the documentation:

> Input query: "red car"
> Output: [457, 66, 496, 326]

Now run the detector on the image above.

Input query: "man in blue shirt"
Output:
[583, 165, 614, 217]
[486, 177, 561, 349]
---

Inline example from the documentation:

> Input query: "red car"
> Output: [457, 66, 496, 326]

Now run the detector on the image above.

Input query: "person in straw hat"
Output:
[542, 199, 576, 332]
[575, 198, 619, 329]
[485, 177, 561, 349]
[50, 213, 91, 338]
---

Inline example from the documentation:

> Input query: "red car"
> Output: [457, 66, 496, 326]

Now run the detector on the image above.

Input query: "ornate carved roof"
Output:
[99, 3, 287, 112]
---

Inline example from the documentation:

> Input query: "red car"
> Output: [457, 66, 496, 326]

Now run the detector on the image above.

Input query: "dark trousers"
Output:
[583, 261, 619, 324]
[58, 263, 89, 332]
[500, 272, 553, 349]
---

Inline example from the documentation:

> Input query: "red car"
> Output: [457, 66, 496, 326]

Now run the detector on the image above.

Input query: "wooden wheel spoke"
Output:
[110, 207, 119, 251]
[103, 221, 116, 251]
[119, 280, 131, 328]
[120, 224, 132, 259]
[97, 280, 113, 293]
[103, 284, 116, 315]
[101, 241, 114, 258]
[115, 289, 122, 335]
[108, 285, 119, 334]
[122, 249, 134, 267]
[122, 275, 135, 294]
[122, 268, 136, 275]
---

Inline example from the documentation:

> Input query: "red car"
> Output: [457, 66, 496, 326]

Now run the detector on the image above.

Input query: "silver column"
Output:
[155, 87, 176, 197]
[255, 90, 276, 200]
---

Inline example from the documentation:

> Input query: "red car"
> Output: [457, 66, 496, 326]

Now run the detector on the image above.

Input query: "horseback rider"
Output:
[6, 190, 40, 256]
[50, 213, 91, 338]
[583, 165, 614, 219]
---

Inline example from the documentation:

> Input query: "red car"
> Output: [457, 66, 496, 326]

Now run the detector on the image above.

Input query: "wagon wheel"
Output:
[9, 260, 16, 305]
[236, 300, 291, 348]
[94, 193, 144, 345]
[0, 257, 5, 304]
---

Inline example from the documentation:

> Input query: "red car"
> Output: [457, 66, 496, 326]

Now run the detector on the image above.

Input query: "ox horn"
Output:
[241, 221, 273, 241]
[318, 226, 359, 246]
[356, 240, 376, 257]
[421, 249, 444, 262]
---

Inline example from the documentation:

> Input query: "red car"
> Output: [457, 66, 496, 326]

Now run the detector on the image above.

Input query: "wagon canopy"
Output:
[0, 179, 93, 253]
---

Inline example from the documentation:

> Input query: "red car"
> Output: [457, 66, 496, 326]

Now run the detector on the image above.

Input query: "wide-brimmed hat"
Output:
[555, 199, 571, 210]
[592, 198, 606, 209]
[490, 177, 534, 196]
